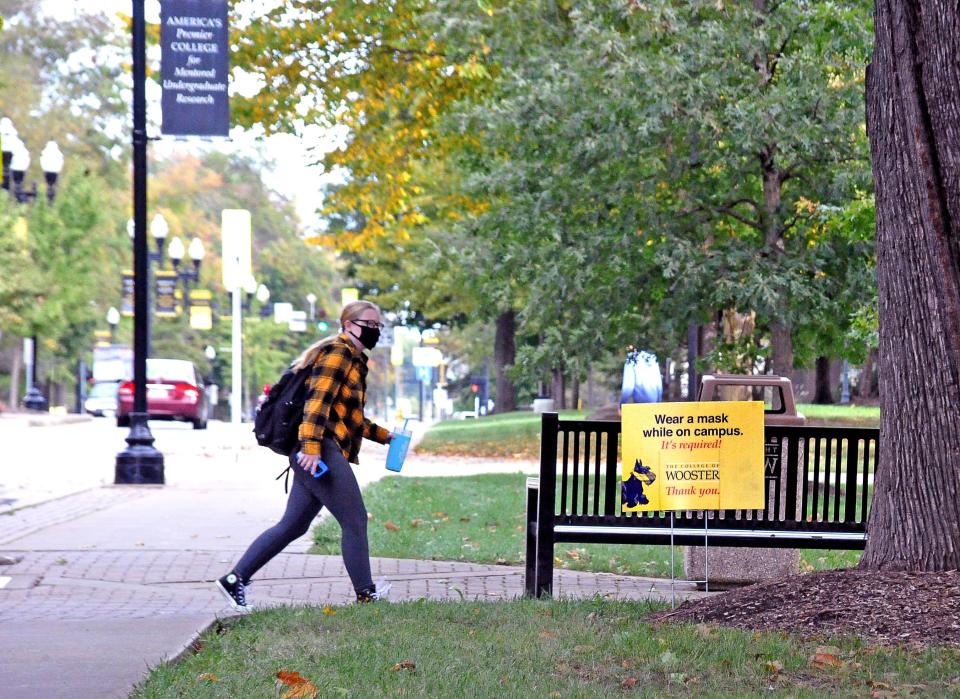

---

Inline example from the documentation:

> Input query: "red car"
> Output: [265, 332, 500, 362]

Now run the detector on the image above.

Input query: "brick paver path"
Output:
[0, 490, 704, 625]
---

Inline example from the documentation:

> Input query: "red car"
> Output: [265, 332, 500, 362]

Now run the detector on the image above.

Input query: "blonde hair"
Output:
[291, 300, 382, 371]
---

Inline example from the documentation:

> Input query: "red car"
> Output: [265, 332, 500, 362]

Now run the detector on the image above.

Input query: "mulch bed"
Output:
[651, 569, 960, 647]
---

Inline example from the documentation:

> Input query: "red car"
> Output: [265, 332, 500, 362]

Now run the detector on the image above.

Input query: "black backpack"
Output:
[253, 365, 310, 455]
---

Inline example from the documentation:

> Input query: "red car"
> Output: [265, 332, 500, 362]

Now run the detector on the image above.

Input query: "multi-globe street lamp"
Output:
[167, 235, 205, 311]
[1, 116, 65, 412]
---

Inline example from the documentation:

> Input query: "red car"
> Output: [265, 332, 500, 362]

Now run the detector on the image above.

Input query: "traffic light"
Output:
[317, 320, 330, 332]
[470, 383, 480, 394]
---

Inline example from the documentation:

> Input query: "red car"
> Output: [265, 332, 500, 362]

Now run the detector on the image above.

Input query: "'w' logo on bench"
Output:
[622, 459, 657, 508]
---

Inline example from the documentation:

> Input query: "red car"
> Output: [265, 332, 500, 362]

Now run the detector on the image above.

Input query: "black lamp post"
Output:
[0, 117, 64, 412]
[115, 0, 163, 485]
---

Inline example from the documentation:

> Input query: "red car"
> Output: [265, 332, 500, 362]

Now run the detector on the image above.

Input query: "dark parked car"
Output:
[117, 358, 209, 429]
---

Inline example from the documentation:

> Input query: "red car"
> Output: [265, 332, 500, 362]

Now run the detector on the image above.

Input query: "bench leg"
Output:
[525, 485, 538, 597]
[534, 531, 554, 598]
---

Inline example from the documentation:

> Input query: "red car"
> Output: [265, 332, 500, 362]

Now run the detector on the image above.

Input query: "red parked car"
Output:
[117, 358, 209, 429]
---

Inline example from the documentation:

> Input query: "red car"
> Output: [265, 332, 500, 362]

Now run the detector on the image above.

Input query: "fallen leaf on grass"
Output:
[810, 646, 843, 669]
[622, 677, 638, 688]
[660, 650, 676, 665]
[432, 511, 447, 517]
[766, 660, 783, 675]
[322, 606, 336, 615]
[564, 550, 581, 560]
[410, 519, 425, 528]
[196, 673, 219, 683]
[391, 660, 416, 672]
[276, 670, 318, 699]
[869, 681, 891, 690]
[539, 630, 557, 639]
[459, 516, 471, 522]
[384, 521, 401, 532]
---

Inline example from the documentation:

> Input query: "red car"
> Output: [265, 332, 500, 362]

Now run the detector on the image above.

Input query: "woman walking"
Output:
[217, 300, 393, 610]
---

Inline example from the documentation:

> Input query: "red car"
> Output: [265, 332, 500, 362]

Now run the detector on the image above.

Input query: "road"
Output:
[0, 416, 281, 514]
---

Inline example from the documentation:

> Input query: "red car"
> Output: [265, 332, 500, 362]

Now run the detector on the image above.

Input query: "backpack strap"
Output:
[275, 465, 293, 493]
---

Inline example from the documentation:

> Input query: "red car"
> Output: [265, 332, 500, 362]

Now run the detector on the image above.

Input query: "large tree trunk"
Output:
[813, 356, 835, 404]
[860, 0, 960, 571]
[493, 310, 517, 414]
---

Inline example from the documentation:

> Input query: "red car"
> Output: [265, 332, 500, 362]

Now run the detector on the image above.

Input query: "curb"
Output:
[0, 413, 93, 427]
[162, 614, 242, 667]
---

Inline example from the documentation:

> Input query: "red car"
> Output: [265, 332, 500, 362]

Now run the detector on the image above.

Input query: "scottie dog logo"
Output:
[622, 459, 657, 508]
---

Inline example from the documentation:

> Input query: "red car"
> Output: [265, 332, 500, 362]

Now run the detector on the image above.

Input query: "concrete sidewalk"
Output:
[0, 430, 706, 698]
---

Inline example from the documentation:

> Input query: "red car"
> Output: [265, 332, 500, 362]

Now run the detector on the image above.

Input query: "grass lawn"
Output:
[797, 403, 880, 427]
[132, 599, 960, 698]
[312, 474, 861, 577]
[415, 405, 879, 461]
[415, 410, 584, 460]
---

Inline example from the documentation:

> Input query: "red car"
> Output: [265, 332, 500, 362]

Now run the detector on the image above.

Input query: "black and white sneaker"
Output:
[356, 577, 392, 603]
[216, 572, 250, 612]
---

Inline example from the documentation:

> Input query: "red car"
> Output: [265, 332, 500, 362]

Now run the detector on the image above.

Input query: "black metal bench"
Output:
[525, 412, 879, 597]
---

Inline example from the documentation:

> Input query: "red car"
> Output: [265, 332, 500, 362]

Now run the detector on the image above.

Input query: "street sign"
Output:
[416, 366, 431, 382]
[273, 302, 293, 324]
[391, 342, 404, 366]
[160, 0, 230, 137]
[412, 346, 442, 368]
[289, 310, 307, 332]
[221, 209, 251, 291]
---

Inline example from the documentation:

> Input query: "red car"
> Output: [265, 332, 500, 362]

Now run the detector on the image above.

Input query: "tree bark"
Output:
[570, 376, 580, 410]
[858, 348, 878, 399]
[493, 310, 517, 413]
[860, 0, 960, 570]
[813, 356, 835, 404]
[8, 340, 21, 409]
[551, 368, 566, 409]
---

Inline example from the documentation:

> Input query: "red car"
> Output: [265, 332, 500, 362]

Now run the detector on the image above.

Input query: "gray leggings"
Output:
[233, 438, 373, 593]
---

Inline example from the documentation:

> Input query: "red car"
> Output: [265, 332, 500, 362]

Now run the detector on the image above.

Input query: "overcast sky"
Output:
[41, 0, 339, 232]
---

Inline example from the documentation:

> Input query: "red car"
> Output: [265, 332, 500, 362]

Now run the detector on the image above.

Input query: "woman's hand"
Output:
[297, 451, 323, 475]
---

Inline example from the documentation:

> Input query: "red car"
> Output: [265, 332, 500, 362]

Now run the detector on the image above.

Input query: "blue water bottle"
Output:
[386, 419, 412, 473]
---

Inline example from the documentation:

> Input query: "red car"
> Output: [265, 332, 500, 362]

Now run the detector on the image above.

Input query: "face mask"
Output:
[350, 324, 380, 350]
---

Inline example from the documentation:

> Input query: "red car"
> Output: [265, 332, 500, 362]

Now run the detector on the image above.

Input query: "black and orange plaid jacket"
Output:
[298, 333, 390, 463]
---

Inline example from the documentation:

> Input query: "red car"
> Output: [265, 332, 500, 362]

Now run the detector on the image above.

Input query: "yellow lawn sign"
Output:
[621, 401, 764, 512]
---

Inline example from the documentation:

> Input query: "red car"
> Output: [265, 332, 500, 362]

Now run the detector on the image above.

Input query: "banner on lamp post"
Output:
[160, 0, 230, 137]
[189, 289, 213, 330]
[121, 271, 135, 317]
[155, 270, 178, 317]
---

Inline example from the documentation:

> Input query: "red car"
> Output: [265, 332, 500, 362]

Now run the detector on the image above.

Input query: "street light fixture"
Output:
[1, 117, 65, 411]
[107, 306, 120, 344]
[168, 235, 205, 311]
[39, 141, 64, 203]
[150, 213, 169, 263]
[0, 117, 15, 192]
[306, 292, 317, 321]
[257, 283, 271, 318]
